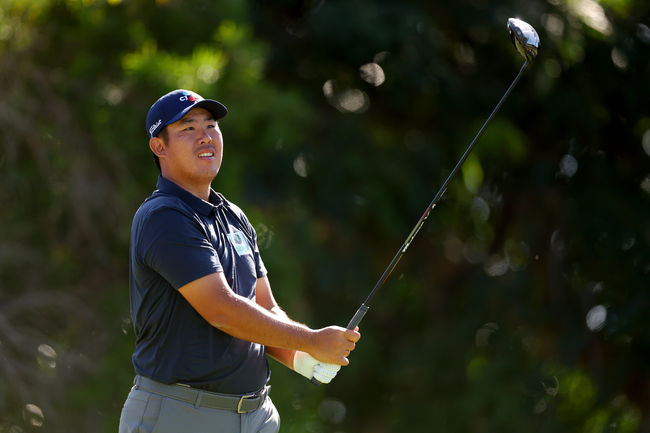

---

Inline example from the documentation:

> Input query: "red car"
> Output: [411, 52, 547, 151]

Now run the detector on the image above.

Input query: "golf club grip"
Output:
[346, 304, 370, 330]
[310, 305, 370, 386]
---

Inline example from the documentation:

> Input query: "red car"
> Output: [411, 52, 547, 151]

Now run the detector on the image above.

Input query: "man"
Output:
[119, 89, 360, 433]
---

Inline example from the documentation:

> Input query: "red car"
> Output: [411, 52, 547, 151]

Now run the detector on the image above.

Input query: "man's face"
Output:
[158, 107, 223, 185]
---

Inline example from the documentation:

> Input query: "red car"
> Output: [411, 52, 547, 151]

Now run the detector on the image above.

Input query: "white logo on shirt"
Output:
[227, 230, 252, 256]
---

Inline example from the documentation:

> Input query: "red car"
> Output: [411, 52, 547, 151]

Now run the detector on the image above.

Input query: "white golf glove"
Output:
[293, 351, 341, 384]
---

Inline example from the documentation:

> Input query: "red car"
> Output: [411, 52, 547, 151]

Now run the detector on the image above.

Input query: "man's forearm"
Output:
[264, 305, 297, 368]
[208, 288, 316, 353]
[266, 346, 296, 368]
[179, 272, 356, 365]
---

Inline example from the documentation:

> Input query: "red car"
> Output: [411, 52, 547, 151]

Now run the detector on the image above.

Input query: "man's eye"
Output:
[184, 126, 194, 131]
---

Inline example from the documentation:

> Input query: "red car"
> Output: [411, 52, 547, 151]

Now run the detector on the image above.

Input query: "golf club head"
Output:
[507, 18, 539, 62]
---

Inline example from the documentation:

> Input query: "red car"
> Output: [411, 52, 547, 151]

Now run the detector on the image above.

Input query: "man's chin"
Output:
[199, 166, 220, 181]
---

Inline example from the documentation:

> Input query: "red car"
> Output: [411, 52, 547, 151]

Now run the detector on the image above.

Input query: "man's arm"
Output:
[254, 275, 301, 368]
[178, 272, 359, 365]
[254, 275, 346, 384]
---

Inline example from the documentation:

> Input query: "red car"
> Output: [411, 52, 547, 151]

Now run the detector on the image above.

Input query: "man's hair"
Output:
[153, 126, 168, 172]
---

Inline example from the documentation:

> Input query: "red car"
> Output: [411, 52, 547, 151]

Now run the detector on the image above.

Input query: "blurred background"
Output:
[1, 0, 649, 431]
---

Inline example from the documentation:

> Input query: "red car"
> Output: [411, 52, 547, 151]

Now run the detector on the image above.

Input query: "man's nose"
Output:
[199, 127, 213, 144]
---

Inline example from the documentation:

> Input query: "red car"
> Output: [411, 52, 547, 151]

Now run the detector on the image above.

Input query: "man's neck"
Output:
[161, 173, 212, 202]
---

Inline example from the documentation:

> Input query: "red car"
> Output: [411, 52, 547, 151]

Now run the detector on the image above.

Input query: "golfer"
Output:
[119, 89, 360, 433]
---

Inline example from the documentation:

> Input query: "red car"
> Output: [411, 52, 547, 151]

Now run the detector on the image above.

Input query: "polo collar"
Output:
[156, 175, 223, 216]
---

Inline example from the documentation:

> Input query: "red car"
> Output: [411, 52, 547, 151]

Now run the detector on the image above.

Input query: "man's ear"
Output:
[149, 136, 167, 159]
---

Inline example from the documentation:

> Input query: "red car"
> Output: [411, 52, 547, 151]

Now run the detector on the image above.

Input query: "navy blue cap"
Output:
[146, 89, 228, 138]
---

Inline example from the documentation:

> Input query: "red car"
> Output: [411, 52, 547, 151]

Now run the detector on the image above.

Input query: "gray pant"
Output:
[119, 383, 280, 433]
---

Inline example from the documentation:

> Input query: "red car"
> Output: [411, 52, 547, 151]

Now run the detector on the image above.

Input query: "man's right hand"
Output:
[308, 326, 361, 365]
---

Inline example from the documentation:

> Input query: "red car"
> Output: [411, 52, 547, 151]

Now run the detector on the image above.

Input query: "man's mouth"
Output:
[198, 151, 215, 159]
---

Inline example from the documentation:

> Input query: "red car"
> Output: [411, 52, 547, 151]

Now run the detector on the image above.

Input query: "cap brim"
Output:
[195, 99, 228, 120]
[165, 99, 228, 128]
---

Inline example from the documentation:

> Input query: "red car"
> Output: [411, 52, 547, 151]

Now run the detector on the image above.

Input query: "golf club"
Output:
[312, 18, 539, 385]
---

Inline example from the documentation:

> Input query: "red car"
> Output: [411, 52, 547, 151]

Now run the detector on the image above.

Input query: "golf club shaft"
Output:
[310, 60, 529, 386]
[359, 59, 529, 312]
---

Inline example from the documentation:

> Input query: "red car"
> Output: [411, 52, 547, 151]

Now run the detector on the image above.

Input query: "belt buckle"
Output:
[236, 393, 256, 414]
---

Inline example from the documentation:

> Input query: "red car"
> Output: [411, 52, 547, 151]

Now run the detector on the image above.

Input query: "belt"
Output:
[133, 375, 269, 414]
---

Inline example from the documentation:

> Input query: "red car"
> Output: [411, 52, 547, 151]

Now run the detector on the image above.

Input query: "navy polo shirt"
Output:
[129, 176, 269, 394]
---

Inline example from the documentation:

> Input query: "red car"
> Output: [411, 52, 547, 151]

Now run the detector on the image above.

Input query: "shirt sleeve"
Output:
[137, 207, 222, 289]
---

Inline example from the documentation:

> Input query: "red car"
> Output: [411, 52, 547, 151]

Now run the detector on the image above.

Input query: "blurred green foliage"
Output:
[0, 0, 649, 432]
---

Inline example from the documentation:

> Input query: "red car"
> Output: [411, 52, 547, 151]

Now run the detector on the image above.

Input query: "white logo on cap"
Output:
[149, 119, 162, 136]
